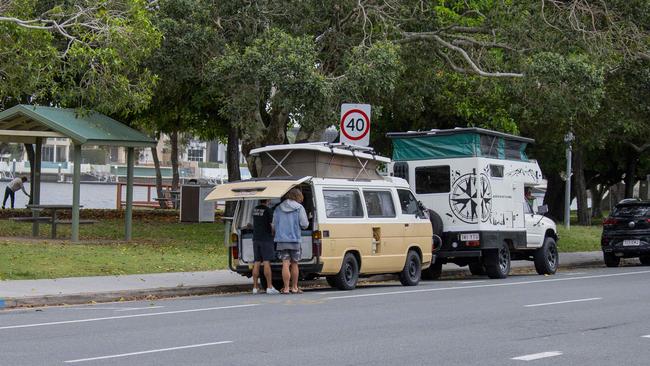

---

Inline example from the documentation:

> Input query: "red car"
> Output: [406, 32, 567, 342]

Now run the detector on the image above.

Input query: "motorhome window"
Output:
[504, 140, 523, 160]
[415, 166, 450, 194]
[490, 164, 504, 178]
[323, 190, 364, 218]
[363, 190, 396, 218]
[397, 189, 419, 215]
[480, 135, 499, 158]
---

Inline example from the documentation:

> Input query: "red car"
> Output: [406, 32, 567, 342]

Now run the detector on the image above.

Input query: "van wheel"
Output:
[468, 262, 485, 276]
[484, 244, 510, 279]
[421, 261, 442, 280]
[639, 255, 650, 265]
[333, 253, 359, 290]
[399, 250, 421, 286]
[534, 237, 559, 275]
[604, 252, 620, 267]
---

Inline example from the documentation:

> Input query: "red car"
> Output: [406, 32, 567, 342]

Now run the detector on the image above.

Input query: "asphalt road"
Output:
[1, 266, 650, 366]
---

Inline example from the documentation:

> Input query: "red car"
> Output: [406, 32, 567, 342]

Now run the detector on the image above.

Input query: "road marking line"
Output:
[512, 351, 563, 361]
[642, 335, 650, 338]
[325, 269, 650, 300]
[114, 306, 165, 312]
[64, 341, 232, 363]
[0, 304, 258, 330]
[524, 297, 602, 308]
[461, 280, 486, 284]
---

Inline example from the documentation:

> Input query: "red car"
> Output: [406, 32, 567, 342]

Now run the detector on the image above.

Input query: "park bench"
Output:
[9, 216, 98, 239]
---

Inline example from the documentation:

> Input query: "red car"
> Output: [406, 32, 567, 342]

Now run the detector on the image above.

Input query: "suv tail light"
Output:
[312, 231, 322, 257]
[603, 218, 618, 226]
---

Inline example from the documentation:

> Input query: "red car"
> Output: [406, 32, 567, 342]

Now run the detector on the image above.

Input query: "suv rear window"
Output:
[612, 205, 650, 217]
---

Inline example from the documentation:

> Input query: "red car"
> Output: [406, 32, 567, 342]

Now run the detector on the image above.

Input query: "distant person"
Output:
[273, 188, 308, 294]
[251, 199, 279, 295]
[3, 176, 30, 209]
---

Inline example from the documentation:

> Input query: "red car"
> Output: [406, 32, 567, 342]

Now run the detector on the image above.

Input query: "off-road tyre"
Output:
[333, 253, 359, 290]
[421, 261, 443, 280]
[603, 252, 620, 267]
[534, 237, 559, 275]
[399, 250, 421, 286]
[484, 243, 511, 279]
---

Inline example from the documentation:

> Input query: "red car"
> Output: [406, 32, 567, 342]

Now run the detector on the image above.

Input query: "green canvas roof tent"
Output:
[387, 128, 534, 162]
[0, 104, 157, 241]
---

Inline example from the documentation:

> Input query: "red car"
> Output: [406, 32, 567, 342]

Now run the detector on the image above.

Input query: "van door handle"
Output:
[404, 223, 409, 227]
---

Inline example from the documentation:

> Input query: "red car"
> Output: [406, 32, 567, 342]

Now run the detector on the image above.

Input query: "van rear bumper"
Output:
[234, 262, 324, 278]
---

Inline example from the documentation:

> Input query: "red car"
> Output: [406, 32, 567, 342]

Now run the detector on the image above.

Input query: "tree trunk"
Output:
[590, 184, 606, 220]
[23, 143, 35, 205]
[170, 128, 180, 190]
[573, 148, 590, 225]
[225, 127, 242, 218]
[544, 173, 565, 222]
[151, 145, 165, 208]
[624, 146, 638, 198]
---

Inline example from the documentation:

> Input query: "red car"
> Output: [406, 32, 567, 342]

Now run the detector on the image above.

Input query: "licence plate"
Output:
[623, 239, 640, 246]
[460, 233, 480, 241]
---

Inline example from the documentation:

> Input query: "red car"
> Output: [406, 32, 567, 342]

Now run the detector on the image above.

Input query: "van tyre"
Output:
[421, 261, 442, 280]
[333, 253, 359, 290]
[534, 237, 559, 275]
[468, 261, 485, 276]
[639, 255, 650, 265]
[399, 250, 421, 286]
[604, 252, 620, 267]
[484, 244, 510, 279]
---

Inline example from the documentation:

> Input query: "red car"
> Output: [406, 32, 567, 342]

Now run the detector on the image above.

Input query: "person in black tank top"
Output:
[251, 199, 279, 294]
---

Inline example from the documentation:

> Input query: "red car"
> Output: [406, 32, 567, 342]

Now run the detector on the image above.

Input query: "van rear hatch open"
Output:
[205, 176, 311, 201]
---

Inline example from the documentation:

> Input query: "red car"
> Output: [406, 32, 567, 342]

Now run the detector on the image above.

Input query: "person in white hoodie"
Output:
[273, 188, 309, 294]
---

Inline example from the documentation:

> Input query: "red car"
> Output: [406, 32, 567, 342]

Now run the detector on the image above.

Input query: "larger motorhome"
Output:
[387, 128, 559, 279]
[206, 143, 434, 290]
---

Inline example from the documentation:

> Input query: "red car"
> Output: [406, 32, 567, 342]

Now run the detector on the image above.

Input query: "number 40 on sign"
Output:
[339, 103, 371, 147]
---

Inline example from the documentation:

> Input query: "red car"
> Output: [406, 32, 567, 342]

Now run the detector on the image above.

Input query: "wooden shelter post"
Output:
[125, 147, 134, 241]
[71, 144, 81, 242]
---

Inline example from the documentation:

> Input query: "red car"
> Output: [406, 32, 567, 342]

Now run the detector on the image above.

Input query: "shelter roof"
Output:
[0, 104, 156, 147]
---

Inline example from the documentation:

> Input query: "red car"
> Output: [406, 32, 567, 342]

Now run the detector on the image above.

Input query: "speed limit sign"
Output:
[339, 103, 371, 146]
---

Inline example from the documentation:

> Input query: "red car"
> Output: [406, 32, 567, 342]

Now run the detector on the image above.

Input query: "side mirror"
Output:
[537, 205, 549, 215]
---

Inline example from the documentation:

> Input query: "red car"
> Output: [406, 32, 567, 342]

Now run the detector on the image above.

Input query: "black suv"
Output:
[601, 200, 650, 267]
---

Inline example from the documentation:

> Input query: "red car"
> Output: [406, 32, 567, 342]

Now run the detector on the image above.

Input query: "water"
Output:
[3, 182, 160, 209]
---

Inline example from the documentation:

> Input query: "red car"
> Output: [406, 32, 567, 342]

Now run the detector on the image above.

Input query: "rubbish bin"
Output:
[180, 184, 215, 222]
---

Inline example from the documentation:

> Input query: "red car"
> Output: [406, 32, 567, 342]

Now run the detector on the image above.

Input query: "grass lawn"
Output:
[0, 212, 604, 280]
[0, 217, 228, 280]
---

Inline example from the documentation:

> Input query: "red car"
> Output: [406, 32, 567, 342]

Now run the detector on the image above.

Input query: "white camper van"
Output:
[387, 128, 559, 279]
[206, 143, 434, 290]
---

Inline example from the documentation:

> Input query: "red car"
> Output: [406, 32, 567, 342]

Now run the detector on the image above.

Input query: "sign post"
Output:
[340, 103, 371, 147]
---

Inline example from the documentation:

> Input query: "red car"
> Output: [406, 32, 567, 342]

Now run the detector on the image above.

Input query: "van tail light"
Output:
[312, 231, 322, 257]
[603, 218, 618, 226]
[231, 245, 239, 260]
[230, 233, 239, 259]
[647, 219, 650, 224]
[466, 240, 481, 247]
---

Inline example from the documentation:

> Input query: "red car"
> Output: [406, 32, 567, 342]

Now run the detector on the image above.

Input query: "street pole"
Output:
[564, 132, 574, 229]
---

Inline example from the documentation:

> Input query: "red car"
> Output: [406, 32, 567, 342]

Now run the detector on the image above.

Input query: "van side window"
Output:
[363, 190, 396, 218]
[397, 189, 419, 215]
[504, 140, 523, 160]
[490, 164, 504, 178]
[323, 190, 364, 218]
[480, 135, 499, 158]
[415, 166, 450, 194]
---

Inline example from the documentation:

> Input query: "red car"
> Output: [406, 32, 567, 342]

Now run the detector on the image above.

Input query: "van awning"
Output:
[204, 177, 311, 201]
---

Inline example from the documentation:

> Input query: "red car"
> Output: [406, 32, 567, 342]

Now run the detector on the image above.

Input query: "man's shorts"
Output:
[277, 248, 301, 262]
[253, 240, 275, 262]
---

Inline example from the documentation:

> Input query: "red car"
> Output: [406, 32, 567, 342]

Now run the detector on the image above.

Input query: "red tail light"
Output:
[231, 245, 239, 260]
[466, 240, 481, 247]
[312, 231, 322, 257]
[603, 218, 618, 226]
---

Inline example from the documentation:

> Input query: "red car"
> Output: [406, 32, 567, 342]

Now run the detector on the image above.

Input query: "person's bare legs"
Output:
[290, 261, 300, 292]
[281, 259, 291, 293]
[262, 260, 273, 289]
[252, 261, 260, 290]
